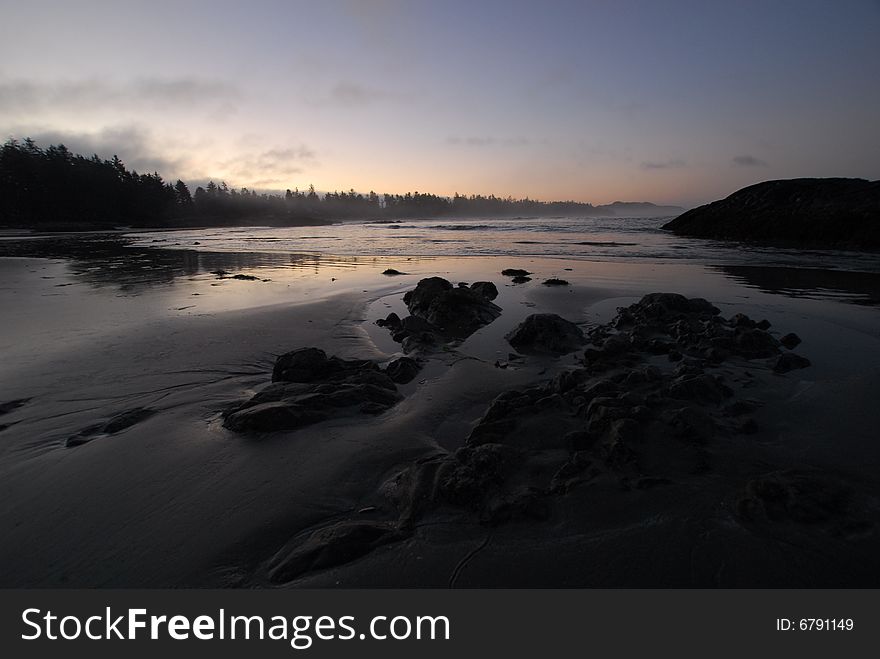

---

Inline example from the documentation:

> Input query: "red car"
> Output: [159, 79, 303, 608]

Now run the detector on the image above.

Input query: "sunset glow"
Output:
[2, 0, 878, 206]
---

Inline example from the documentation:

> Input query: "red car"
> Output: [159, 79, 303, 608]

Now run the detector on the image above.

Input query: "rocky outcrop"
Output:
[224, 348, 404, 432]
[251, 292, 842, 585]
[377, 277, 501, 352]
[505, 313, 585, 354]
[662, 178, 880, 249]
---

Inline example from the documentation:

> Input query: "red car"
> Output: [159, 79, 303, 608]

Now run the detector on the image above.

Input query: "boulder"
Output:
[662, 178, 880, 249]
[470, 281, 499, 300]
[385, 356, 421, 384]
[780, 332, 802, 349]
[225, 349, 403, 433]
[398, 277, 501, 339]
[506, 313, 586, 354]
[773, 352, 811, 373]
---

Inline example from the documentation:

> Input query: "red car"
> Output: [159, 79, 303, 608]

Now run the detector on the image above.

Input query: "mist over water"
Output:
[127, 216, 880, 273]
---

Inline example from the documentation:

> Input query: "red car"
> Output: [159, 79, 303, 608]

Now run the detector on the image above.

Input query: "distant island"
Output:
[0, 138, 681, 230]
[663, 178, 880, 250]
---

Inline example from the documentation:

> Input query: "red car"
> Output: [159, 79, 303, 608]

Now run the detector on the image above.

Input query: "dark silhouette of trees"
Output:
[0, 138, 176, 229]
[0, 137, 613, 230]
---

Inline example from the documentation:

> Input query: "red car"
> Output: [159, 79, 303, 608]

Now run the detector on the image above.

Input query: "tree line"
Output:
[0, 138, 603, 229]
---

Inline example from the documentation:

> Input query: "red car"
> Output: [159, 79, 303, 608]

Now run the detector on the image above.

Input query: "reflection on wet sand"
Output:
[0, 234, 435, 294]
[714, 265, 880, 306]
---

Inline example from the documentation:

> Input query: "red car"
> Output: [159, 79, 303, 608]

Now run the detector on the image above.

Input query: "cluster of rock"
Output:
[377, 276, 501, 352]
[222, 348, 418, 432]
[379, 293, 818, 527]
[585, 292, 809, 373]
[261, 292, 831, 582]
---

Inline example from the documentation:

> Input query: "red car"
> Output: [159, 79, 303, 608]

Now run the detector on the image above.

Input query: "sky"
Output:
[1, 0, 878, 207]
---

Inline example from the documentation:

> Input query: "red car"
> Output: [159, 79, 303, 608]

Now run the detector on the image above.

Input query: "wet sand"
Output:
[1, 248, 879, 587]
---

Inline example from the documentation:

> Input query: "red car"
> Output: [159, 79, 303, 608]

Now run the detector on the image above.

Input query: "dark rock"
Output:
[773, 352, 811, 373]
[0, 398, 30, 416]
[562, 430, 596, 452]
[66, 407, 156, 447]
[667, 374, 732, 404]
[480, 488, 550, 525]
[600, 334, 630, 355]
[439, 444, 522, 508]
[511, 275, 531, 284]
[272, 347, 335, 383]
[780, 332, 802, 349]
[628, 293, 720, 319]
[226, 349, 403, 433]
[375, 312, 401, 328]
[736, 469, 850, 524]
[542, 278, 570, 286]
[382, 268, 406, 275]
[551, 369, 591, 394]
[646, 338, 674, 354]
[223, 401, 325, 432]
[267, 520, 405, 583]
[501, 268, 531, 277]
[272, 347, 381, 384]
[385, 356, 420, 384]
[662, 178, 880, 249]
[470, 281, 499, 300]
[400, 331, 441, 354]
[402, 277, 501, 337]
[396, 315, 436, 335]
[102, 407, 156, 433]
[723, 399, 761, 417]
[730, 313, 755, 328]
[668, 406, 716, 444]
[733, 328, 779, 358]
[755, 319, 772, 330]
[231, 273, 259, 281]
[606, 418, 640, 444]
[506, 314, 586, 354]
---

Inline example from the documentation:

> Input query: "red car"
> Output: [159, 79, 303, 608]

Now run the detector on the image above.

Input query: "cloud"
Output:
[0, 77, 239, 115]
[731, 154, 768, 167]
[640, 159, 686, 170]
[5, 125, 186, 174]
[306, 81, 404, 108]
[447, 136, 531, 147]
[218, 145, 318, 187]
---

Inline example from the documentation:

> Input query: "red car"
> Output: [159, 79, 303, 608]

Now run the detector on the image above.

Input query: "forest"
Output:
[0, 138, 624, 229]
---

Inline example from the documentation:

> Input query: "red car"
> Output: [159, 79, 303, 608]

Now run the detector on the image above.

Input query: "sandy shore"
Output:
[1, 252, 879, 586]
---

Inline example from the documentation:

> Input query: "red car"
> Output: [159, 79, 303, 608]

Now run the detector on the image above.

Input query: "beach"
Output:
[1, 225, 879, 587]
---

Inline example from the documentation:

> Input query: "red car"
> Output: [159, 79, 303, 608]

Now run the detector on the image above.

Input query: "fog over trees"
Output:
[0, 139, 676, 229]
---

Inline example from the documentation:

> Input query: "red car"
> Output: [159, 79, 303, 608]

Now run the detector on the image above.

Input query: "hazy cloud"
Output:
[640, 159, 686, 170]
[0, 77, 239, 115]
[731, 154, 768, 167]
[219, 145, 318, 187]
[6, 125, 185, 174]
[308, 81, 402, 108]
